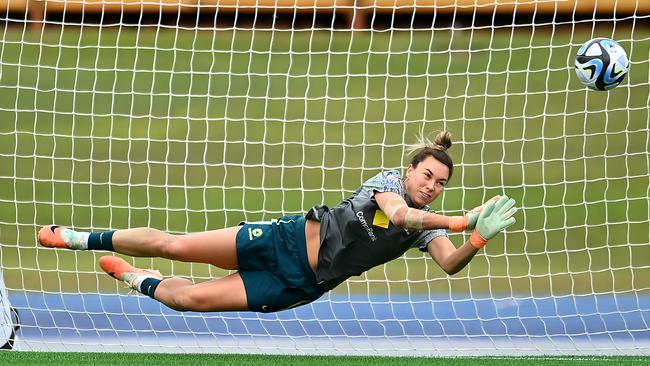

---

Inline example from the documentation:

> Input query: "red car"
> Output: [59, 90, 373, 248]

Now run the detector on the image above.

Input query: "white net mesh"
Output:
[0, 0, 649, 356]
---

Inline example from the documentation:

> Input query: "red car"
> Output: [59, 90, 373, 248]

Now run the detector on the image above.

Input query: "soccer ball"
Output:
[574, 38, 629, 91]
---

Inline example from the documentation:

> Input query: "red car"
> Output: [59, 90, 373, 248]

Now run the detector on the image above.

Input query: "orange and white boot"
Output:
[99, 256, 162, 293]
[38, 225, 89, 250]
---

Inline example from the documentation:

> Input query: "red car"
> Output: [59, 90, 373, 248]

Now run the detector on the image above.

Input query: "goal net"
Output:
[0, 0, 648, 356]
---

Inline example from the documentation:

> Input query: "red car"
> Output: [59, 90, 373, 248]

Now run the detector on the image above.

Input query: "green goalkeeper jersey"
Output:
[307, 169, 447, 290]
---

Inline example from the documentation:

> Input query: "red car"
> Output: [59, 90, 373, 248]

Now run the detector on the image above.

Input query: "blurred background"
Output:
[0, 0, 648, 354]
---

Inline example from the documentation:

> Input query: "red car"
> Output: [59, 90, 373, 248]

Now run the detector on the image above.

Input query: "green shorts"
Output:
[236, 215, 326, 313]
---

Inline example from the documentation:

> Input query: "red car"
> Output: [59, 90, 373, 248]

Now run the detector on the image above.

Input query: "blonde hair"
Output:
[406, 130, 454, 179]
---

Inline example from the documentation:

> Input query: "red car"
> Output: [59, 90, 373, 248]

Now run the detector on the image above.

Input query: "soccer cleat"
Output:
[38, 225, 89, 250]
[38, 225, 70, 249]
[98, 256, 162, 292]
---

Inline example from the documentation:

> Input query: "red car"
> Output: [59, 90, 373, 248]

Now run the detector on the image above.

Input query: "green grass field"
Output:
[0, 352, 647, 366]
[0, 24, 649, 298]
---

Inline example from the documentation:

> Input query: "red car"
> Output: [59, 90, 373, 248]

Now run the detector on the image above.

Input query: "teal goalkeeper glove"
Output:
[448, 195, 501, 232]
[469, 195, 517, 249]
[465, 195, 501, 230]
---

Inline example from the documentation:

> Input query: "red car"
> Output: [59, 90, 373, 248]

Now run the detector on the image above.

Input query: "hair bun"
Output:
[433, 131, 452, 151]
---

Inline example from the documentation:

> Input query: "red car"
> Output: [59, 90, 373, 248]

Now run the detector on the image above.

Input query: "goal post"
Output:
[0, 0, 648, 355]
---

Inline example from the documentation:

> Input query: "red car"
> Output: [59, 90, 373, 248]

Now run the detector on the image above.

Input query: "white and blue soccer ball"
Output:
[574, 38, 629, 91]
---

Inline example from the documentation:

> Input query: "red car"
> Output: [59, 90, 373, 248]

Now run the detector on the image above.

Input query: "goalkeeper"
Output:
[38, 131, 516, 313]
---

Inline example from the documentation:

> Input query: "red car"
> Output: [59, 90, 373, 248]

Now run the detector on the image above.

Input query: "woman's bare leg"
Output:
[112, 226, 241, 269]
[98, 255, 248, 312]
[154, 273, 248, 312]
[38, 225, 242, 270]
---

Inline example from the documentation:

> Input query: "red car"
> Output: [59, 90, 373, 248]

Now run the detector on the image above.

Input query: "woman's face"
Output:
[404, 155, 449, 207]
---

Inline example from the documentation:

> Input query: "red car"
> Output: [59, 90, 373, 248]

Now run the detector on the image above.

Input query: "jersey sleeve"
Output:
[360, 169, 404, 195]
[412, 228, 448, 252]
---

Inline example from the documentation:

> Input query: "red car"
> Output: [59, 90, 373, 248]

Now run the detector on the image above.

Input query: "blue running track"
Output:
[9, 292, 650, 355]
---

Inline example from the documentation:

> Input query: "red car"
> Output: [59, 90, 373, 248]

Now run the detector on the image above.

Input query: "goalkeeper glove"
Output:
[465, 195, 501, 230]
[469, 195, 517, 249]
[448, 195, 501, 232]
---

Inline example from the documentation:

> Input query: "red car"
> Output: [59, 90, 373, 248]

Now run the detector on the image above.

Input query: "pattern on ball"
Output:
[575, 38, 629, 91]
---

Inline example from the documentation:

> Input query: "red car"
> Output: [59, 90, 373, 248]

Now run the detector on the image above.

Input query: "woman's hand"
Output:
[448, 195, 501, 232]
[469, 195, 517, 249]
[465, 195, 501, 230]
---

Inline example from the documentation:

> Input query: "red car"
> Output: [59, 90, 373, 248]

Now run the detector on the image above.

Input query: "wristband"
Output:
[448, 216, 467, 232]
[469, 229, 488, 249]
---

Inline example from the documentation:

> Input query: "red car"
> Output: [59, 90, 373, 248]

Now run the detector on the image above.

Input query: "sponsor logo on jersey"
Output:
[372, 209, 390, 229]
[356, 211, 377, 241]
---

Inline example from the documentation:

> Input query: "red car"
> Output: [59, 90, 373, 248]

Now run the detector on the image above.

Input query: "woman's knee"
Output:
[152, 233, 186, 260]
